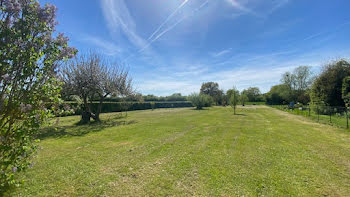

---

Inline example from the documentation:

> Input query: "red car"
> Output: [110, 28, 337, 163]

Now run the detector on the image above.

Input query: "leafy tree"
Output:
[227, 87, 239, 114]
[221, 93, 229, 106]
[265, 84, 291, 105]
[0, 0, 76, 190]
[61, 53, 133, 123]
[200, 82, 221, 105]
[281, 66, 313, 104]
[240, 93, 249, 106]
[342, 76, 350, 107]
[242, 87, 262, 102]
[311, 60, 350, 106]
[188, 93, 213, 110]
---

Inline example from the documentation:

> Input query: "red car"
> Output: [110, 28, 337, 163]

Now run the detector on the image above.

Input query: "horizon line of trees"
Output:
[185, 59, 350, 112]
[60, 58, 350, 115]
[266, 60, 350, 109]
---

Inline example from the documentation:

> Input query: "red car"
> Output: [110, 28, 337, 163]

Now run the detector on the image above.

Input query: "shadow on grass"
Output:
[234, 113, 247, 116]
[190, 108, 210, 111]
[37, 116, 137, 140]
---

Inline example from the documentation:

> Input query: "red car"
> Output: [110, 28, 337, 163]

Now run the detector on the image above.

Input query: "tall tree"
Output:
[0, 0, 76, 190]
[242, 87, 262, 102]
[200, 82, 221, 105]
[61, 53, 133, 123]
[281, 66, 313, 104]
[311, 60, 350, 106]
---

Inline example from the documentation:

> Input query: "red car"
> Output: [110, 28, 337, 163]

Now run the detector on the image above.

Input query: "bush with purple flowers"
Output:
[0, 0, 77, 191]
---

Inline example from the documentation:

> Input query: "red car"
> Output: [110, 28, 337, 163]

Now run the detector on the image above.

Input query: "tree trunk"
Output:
[92, 96, 105, 122]
[81, 96, 91, 123]
[81, 111, 91, 124]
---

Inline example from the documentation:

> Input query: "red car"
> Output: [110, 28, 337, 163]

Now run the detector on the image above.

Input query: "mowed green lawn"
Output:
[7, 106, 350, 196]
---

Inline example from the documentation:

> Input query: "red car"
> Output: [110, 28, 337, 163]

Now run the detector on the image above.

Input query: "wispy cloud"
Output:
[80, 35, 121, 56]
[211, 48, 232, 57]
[224, 0, 259, 17]
[100, 0, 147, 49]
[135, 47, 350, 96]
[224, 0, 290, 18]
[174, 65, 209, 77]
[268, 0, 290, 14]
[304, 20, 350, 41]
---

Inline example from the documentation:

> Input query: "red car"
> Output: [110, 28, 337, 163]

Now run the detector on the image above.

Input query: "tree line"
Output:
[266, 60, 350, 109]
[188, 82, 263, 113]
[188, 60, 350, 113]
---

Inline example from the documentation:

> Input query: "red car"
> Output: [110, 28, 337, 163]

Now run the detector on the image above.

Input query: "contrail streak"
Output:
[139, 0, 209, 53]
[122, 0, 208, 63]
[147, 0, 191, 41]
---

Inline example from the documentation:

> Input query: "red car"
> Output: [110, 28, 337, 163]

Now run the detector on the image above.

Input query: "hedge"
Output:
[55, 102, 193, 116]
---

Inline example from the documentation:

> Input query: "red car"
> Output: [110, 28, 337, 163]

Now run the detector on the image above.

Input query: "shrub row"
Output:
[55, 102, 193, 116]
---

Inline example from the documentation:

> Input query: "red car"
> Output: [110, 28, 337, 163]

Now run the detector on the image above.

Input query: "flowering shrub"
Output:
[0, 0, 76, 191]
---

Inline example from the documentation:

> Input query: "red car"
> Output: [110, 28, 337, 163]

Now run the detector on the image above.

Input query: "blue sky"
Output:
[45, 0, 350, 95]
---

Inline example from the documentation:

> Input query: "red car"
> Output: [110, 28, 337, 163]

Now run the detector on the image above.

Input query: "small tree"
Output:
[61, 53, 133, 123]
[0, 0, 76, 190]
[150, 101, 156, 111]
[343, 76, 350, 107]
[227, 87, 240, 114]
[188, 93, 212, 110]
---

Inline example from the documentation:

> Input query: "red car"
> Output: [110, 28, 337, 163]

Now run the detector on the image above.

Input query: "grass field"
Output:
[7, 106, 350, 196]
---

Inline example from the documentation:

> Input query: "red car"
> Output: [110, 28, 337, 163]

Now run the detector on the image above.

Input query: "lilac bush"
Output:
[0, 0, 77, 191]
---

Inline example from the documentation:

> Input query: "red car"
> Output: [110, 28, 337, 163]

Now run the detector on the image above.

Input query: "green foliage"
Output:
[0, 0, 76, 190]
[342, 76, 350, 107]
[150, 102, 155, 111]
[227, 87, 239, 114]
[281, 66, 313, 104]
[188, 93, 213, 110]
[311, 60, 350, 107]
[242, 87, 263, 102]
[141, 93, 187, 102]
[266, 84, 291, 105]
[240, 93, 249, 106]
[200, 82, 223, 105]
[53, 102, 193, 115]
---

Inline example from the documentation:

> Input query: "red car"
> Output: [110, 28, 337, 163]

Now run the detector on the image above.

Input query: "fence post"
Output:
[317, 105, 320, 122]
[308, 107, 311, 117]
[329, 108, 332, 123]
[346, 108, 349, 129]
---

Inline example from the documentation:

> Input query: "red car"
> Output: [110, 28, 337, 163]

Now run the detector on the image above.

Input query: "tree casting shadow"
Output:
[37, 117, 137, 140]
